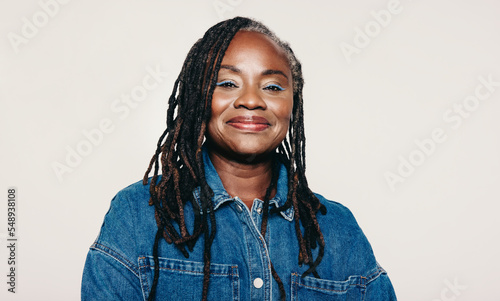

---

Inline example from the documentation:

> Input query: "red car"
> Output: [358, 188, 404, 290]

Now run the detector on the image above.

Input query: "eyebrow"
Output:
[220, 65, 241, 73]
[262, 69, 288, 80]
[219, 65, 289, 80]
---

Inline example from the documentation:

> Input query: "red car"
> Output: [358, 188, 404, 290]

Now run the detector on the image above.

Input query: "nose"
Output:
[233, 86, 267, 110]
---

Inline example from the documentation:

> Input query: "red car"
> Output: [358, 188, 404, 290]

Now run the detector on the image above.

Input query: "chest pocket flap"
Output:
[139, 256, 239, 301]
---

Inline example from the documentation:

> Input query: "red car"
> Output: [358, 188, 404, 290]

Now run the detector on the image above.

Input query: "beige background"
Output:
[1, 0, 499, 300]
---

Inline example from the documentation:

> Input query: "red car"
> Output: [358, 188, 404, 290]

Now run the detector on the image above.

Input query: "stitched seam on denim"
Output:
[90, 242, 140, 278]
[249, 206, 272, 299]
[139, 265, 150, 301]
[232, 266, 239, 301]
[365, 266, 386, 285]
[137, 257, 150, 301]
[138, 264, 238, 276]
[291, 273, 364, 292]
[138, 256, 239, 270]
[193, 190, 233, 214]
[257, 235, 272, 300]
[291, 280, 354, 293]
[242, 220, 254, 296]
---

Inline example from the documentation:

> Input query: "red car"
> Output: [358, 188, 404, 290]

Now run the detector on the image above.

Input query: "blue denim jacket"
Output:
[82, 148, 397, 300]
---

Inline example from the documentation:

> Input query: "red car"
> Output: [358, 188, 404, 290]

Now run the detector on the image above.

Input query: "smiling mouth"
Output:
[227, 116, 270, 131]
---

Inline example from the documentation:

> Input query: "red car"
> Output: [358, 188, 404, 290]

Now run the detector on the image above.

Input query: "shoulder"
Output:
[102, 178, 156, 220]
[90, 178, 156, 264]
[312, 192, 379, 272]
[83, 179, 155, 297]
[312, 194, 397, 299]
[113, 178, 152, 205]
[99, 177, 155, 232]
[313, 192, 363, 233]
[314, 192, 353, 216]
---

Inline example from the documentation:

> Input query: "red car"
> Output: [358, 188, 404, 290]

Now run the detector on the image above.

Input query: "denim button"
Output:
[253, 278, 263, 288]
[235, 203, 243, 213]
[255, 207, 262, 214]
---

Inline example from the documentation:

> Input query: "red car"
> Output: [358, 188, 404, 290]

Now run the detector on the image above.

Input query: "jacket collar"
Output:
[192, 146, 294, 221]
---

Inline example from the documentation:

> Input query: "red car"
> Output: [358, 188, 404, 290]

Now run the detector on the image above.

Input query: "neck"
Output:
[208, 148, 276, 209]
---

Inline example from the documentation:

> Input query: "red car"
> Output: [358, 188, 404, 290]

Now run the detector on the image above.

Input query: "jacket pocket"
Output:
[291, 273, 366, 301]
[139, 256, 239, 301]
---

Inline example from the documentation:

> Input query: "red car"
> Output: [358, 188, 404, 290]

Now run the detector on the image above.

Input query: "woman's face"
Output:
[207, 31, 293, 161]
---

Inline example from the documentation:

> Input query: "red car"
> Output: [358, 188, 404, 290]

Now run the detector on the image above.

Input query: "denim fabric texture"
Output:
[82, 147, 397, 300]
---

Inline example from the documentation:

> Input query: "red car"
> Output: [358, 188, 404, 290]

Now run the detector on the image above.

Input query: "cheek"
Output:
[276, 99, 294, 123]
[207, 112, 222, 140]
[209, 100, 224, 125]
[207, 99, 230, 140]
[210, 93, 232, 120]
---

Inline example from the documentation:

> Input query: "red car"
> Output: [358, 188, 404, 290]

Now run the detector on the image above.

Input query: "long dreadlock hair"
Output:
[143, 16, 327, 301]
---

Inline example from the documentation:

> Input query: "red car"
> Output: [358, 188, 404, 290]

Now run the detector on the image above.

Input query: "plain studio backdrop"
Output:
[1, 0, 499, 300]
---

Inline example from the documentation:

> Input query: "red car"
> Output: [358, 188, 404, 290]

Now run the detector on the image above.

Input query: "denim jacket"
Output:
[82, 148, 397, 300]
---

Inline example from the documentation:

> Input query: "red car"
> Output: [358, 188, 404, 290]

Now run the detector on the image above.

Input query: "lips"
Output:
[227, 115, 270, 131]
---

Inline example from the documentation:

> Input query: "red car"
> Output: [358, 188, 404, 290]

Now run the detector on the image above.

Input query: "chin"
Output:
[233, 146, 266, 156]
[206, 134, 281, 162]
[231, 144, 277, 161]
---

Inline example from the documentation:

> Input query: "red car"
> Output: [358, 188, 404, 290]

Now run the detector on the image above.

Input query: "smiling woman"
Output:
[209, 31, 293, 159]
[81, 17, 397, 301]
[207, 31, 294, 208]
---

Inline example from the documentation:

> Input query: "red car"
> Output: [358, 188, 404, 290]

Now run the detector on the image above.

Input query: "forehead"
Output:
[221, 31, 290, 69]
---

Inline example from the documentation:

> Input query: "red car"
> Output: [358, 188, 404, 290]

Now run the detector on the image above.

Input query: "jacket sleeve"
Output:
[365, 268, 398, 300]
[81, 246, 143, 301]
[316, 194, 398, 300]
[81, 188, 145, 301]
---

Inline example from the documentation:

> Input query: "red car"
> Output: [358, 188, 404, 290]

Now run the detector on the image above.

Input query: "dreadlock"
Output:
[143, 16, 327, 301]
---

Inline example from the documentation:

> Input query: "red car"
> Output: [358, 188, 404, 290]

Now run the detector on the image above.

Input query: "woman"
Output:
[82, 17, 397, 300]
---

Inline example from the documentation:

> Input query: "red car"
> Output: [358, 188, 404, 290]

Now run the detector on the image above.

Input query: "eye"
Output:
[216, 80, 238, 88]
[264, 84, 285, 91]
